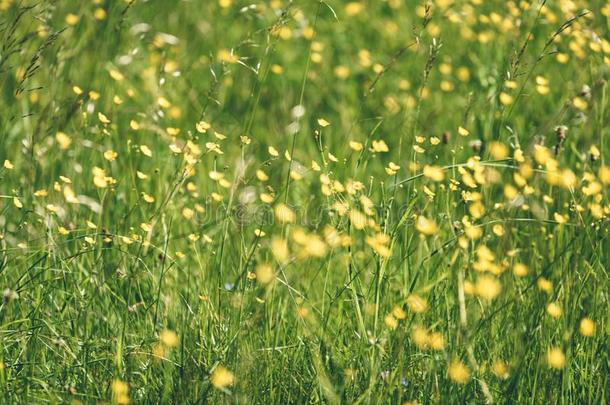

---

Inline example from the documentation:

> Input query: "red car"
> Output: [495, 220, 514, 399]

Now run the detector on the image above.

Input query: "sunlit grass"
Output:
[0, 0, 609, 403]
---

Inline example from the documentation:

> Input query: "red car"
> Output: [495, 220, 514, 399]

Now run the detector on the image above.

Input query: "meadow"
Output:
[0, 0, 609, 403]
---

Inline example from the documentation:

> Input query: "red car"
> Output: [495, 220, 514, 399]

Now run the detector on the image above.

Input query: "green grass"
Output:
[0, 0, 609, 403]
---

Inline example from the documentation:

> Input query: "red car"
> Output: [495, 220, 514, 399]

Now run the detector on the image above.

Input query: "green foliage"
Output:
[0, 0, 608, 403]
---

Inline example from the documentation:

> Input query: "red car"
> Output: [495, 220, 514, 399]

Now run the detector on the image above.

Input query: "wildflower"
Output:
[458, 126, 470, 137]
[416, 216, 437, 236]
[256, 264, 274, 285]
[513, 263, 528, 277]
[159, 329, 179, 347]
[345, 2, 364, 16]
[349, 209, 367, 230]
[492, 224, 505, 236]
[317, 118, 330, 127]
[56, 132, 72, 150]
[447, 360, 470, 384]
[411, 325, 429, 349]
[423, 165, 444, 182]
[349, 141, 364, 151]
[65, 13, 79, 25]
[579, 318, 595, 337]
[572, 97, 587, 110]
[140, 145, 153, 157]
[371, 140, 389, 153]
[428, 332, 445, 350]
[537, 277, 553, 293]
[268, 146, 279, 157]
[274, 203, 295, 224]
[392, 306, 406, 320]
[385, 162, 400, 175]
[499, 92, 513, 105]
[111, 379, 129, 404]
[98, 112, 111, 124]
[598, 166, 610, 184]
[546, 302, 562, 318]
[104, 150, 118, 161]
[196, 121, 211, 133]
[475, 275, 501, 300]
[493, 360, 509, 379]
[210, 366, 235, 389]
[406, 294, 428, 313]
[94, 8, 107, 21]
[489, 142, 508, 159]
[464, 224, 482, 240]
[334, 66, 350, 79]
[553, 213, 567, 224]
[384, 314, 398, 329]
[546, 347, 566, 369]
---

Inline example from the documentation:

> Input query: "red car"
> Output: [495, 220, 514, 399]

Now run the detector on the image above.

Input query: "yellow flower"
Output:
[546, 302, 562, 318]
[406, 294, 428, 313]
[98, 112, 111, 124]
[94, 8, 107, 21]
[513, 263, 528, 277]
[196, 121, 211, 133]
[274, 203, 295, 224]
[349, 141, 364, 151]
[546, 347, 565, 369]
[458, 126, 470, 136]
[428, 332, 444, 351]
[56, 132, 72, 150]
[499, 92, 513, 105]
[384, 314, 398, 329]
[345, 2, 364, 16]
[572, 97, 587, 110]
[104, 150, 118, 161]
[411, 325, 429, 349]
[65, 13, 80, 25]
[423, 165, 444, 182]
[553, 212, 567, 224]
[489, 141, 509, 159]
[217, 49, 238, 64]
[371, 140, 389, 153]
[537, 277, 553, 293]
[159, 329, 179, 347]
[334, 65, 350, 79]
[493, 360, 509, 379]
[140, 145, 153, 157]
[256, 264, 275, 284]
[111, 379, 129, 404]
[416, 216, 437, 236]
[268, 146, 279, 157]
[448, 360, 470, 384]
[579, 318, 595, 337]
[598, 166, 610, 184]
[210, 365, 235, 389]
[475, 275, 501, 300]
[317, 118, 330, 127]
[349, 209, 367, 230]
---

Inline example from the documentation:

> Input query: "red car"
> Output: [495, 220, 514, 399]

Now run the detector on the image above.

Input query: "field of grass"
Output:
[0, 0, 609, 403]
